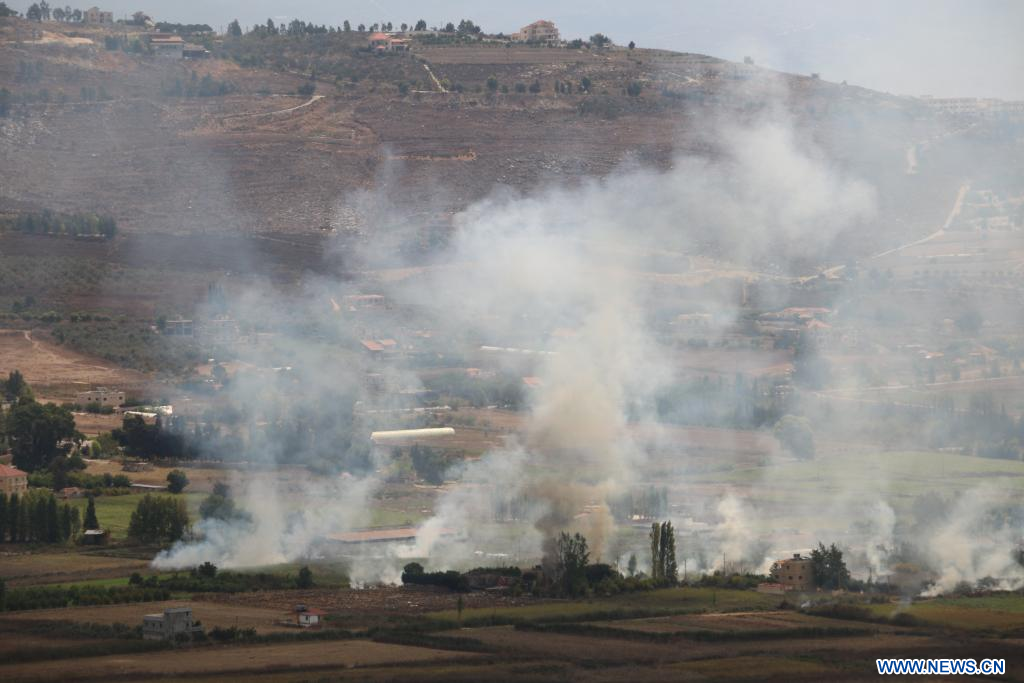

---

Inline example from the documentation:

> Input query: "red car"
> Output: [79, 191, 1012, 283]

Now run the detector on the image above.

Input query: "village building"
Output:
[769, 553, 816, 592]
[293, 605, 326, 627]
[142, 607, 203, 640]
[82, 6, 113, 24]
[0, 464, 28, 495]
[164, 318, 194, 337]
[75, 387, 126, 408]
[512, 20, 560, 43]
[150, 35, 185, 59]
[367, 32, 410, 52]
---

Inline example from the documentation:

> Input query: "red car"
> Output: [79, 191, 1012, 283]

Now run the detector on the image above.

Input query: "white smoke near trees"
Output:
[151, 87, 883, 579]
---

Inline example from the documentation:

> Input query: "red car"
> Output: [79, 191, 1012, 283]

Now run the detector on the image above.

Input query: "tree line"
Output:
[0, 489, 81, 543]
[5, 210, 117, 239]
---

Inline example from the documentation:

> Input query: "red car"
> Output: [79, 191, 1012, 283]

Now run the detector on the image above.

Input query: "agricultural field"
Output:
[67, 492, 206, 540]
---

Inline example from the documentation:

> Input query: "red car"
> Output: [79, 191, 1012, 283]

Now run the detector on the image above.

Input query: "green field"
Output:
[68, 493, 206, 540]
[867, 594, 1024, 632]
[428, 586, 780, 624]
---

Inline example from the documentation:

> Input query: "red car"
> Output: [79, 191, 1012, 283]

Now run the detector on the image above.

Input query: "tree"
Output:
[297, 565, 314, 588]
[8, 399, 76, 472]
[810, 542, 850, 590]
[627, 552, 637, 577]
[196, 561, 217, 578]
[342, 20, 351, 32]
[0, 492, 7, 542]
[556, 532, 590, 596]
[486, 75, 498, 92]
[0, 3, 18, 18]
[39, 0, 50, 20]
[128, 494, 190, 543]
[52, 6, 63, 21]
[579, 76, 592, 93]
[166, 469, 189, 494]
[628, 40, 635, 49]
[227, 19, 241, 37]
[589, 33, 611, 48]
[84, 494, 99, 530]
[955, 309, 983, 335]
[8, 494, 19, 542]
[660, 521, 678, 584]
[414, 19, 426, 31]
[4, 370, 28, 400]
[26, 3, 41, 21]
[649, 522, 661, 581]
[774, 415, 815, 460]
[626, 81, 642, 97]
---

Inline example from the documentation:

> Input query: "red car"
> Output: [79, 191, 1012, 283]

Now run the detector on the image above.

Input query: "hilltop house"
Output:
[82, 6, 113, 24]
[368, 32, 410, 52]
[513, 20, 560, 44]
[0, 464, 28, 495]
[142, 607, 203, 640]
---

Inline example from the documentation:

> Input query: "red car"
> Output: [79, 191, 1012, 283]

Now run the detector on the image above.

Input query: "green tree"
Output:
[486, 75, 498, 92]
[556, 531, 590, 596]
[343, 20, 351, 32]
[297, 565, 314, 588]
[227, 19, 241, 37]
[8, 493, 19, 542]
[810, 542, 850, 590]
[128, 495, 190, 543]
[590, 33, 611, 48]
[4, 370, 28, 400]
[166, 469, 189, 494]
[46, 495, 59, 542]
[773, 415, 815, 460]
[579, 76, 592, 93]
[627, 552, 637, 577]
[660, 521, 678, 584]
[7, 399, 76, 472]
[414, 19, 426, 31]
[649, 522, 661, 581]
[84, 494, 99, 530]
[0, 3, 18, 18]
[60, 503, 72, 541]
[0, 492, 7, 542]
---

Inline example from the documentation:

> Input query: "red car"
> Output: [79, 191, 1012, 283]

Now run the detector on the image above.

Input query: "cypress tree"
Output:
[84, 494, 99, 530]
[60, 504, 72, 542]
[0, 492, 7, 542]
[46, 495, 59, 543]
[8, 494, 19, 542]
[649, 522, 661, 582]
[17, 496, 30, 542]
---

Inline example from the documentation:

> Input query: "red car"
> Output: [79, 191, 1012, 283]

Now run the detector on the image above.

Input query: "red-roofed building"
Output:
[0, 464, 28, 495]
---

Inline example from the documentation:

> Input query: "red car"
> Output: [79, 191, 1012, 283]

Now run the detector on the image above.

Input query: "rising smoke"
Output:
[152, 72, 1022, 596]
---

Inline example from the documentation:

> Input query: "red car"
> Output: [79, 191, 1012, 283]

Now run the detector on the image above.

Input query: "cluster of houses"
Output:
[367, 19, 562, 53]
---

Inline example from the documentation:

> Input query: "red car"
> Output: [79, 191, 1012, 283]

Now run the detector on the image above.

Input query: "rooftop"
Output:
[0, 464, 27, 478]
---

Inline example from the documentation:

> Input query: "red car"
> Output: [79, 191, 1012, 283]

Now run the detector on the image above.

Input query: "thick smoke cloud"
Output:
[152, 75, 1021, 597]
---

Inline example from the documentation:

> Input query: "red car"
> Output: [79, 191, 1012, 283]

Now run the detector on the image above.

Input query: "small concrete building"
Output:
[293, 605, 326, 627]
[164, 318, 194, 337]
[769, 553, 816, 592]
[150, 35, 185, 59]
[76, 387, 125, 408]
[143, 607, 202, 640]
[81, 528, 109, 545]
[0, 464, 28, 495]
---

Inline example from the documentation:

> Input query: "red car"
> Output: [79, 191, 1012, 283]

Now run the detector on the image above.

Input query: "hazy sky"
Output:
[36, 1, 1024, 99]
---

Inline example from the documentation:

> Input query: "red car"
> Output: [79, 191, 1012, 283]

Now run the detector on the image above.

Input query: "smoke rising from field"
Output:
[148, 72, 1021, 599]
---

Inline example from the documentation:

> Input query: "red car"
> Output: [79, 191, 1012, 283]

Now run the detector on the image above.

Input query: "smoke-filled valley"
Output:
[2, 8, 1024, 681]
